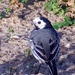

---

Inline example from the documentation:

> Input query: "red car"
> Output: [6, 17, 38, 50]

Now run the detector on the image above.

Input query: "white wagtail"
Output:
[29, 17, 60, 75]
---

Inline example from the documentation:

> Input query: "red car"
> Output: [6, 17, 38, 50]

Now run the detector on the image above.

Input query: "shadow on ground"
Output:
[0, 53, 50, 75]
[57, 32, 75, 75]
[0, 32, 75, 75]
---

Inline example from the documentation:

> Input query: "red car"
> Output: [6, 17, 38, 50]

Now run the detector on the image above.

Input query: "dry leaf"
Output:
[10, 0, 19, 5]
[70, 7, 75, 13]
[65, 12, 75, 18]
[67, 0, 74, 7]
[9, 0, 23, 9]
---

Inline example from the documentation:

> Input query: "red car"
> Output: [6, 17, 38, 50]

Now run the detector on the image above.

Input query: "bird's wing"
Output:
[48, 38, 60, 60]
[29, 29, 60, 61]
[29, 38, 48, 61]
[30, 37, 59, 61]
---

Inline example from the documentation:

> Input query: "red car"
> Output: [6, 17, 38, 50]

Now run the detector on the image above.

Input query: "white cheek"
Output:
[33, 17, 46, 29]
[37, 21, 46, 29]
[37, 24, 45, 29]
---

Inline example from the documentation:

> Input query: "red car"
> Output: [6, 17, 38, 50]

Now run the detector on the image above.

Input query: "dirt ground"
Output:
[0, 0, 75, 75]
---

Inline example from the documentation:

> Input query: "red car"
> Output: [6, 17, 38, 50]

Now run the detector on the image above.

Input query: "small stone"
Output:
[65, 43, 71, 48]
[59, 54, 68, 61]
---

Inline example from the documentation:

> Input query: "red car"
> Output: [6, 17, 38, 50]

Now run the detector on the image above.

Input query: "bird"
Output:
[29, 17, 60, 75]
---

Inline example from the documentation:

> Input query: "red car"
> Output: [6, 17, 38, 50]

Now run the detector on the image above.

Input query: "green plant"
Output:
[6, 8, 12, 13]
[19, 0, 28, 3]
[53, 16, 75, 29]
[44, 0, 58, 12]
[9, 27, 14, 33]
[26, 49, 31, 57]
[0, 0, 2, 2]
[44, 0, 60, 14]
[44, 0, 70, 15]
[0, 8, 12, 19]
[9, 27, 14, 40]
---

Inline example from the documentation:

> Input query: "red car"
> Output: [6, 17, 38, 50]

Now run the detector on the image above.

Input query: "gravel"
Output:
[0, 0, 75, 75]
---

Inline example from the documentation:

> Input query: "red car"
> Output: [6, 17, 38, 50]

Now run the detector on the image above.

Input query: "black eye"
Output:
[38, 21, 41, 24]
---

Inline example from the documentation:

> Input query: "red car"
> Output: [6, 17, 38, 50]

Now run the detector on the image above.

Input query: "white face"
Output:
[33, 17, 46, 29]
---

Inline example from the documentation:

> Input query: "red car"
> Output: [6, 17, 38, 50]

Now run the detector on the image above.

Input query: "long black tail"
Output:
[46, 59, 58, 75]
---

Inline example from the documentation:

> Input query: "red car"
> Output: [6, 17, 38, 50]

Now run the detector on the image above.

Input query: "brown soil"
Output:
[0, 0, 75, 75]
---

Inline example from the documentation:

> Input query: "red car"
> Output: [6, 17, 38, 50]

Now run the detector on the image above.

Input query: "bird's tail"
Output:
[46, 59, 58, 75]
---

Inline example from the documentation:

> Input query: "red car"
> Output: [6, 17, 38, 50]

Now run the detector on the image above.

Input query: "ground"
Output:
[0, 0, 75, 75]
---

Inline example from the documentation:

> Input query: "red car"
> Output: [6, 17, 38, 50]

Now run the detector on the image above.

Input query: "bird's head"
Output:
[32, 17, 52, 30]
